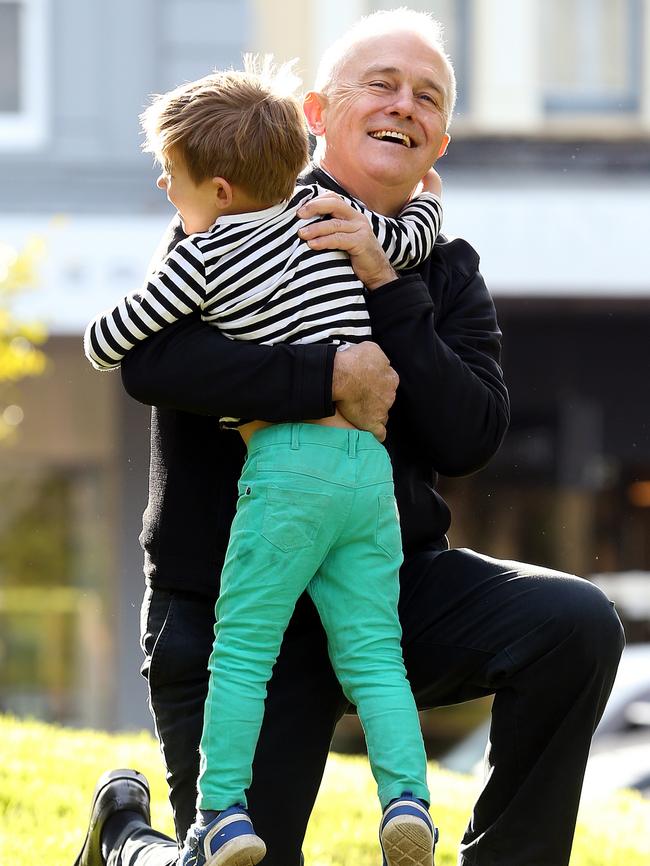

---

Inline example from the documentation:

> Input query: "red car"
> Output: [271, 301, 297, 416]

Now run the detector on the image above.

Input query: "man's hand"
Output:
[332, 342, 399, 442]
[298, 193, 397, 290]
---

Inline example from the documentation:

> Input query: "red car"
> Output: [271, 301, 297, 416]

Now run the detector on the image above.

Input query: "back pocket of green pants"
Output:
[262, 486, 330, 552]
[376, 494, 402, 558]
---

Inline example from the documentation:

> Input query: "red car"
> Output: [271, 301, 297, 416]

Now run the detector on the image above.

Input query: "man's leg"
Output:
[73, 769, 175, 866]
[140, 587, 215, 843]
[397, 547, 625, 866]
[81, 588, 214, 866]
[100, 586, 346, 866]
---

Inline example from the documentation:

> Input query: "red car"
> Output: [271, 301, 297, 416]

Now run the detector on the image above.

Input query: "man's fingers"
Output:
[299, 218, 359, 240]
[302, 232, 364, 251]
[298, 194, 356, 220]
[332, 340, 397, 437]
[298, 201, 393, 286]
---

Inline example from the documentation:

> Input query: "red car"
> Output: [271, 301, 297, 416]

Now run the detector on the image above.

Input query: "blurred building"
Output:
[0, 0, 648, 730]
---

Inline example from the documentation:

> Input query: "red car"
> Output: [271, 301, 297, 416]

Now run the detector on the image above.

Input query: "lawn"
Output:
[2, 715, 649, 865]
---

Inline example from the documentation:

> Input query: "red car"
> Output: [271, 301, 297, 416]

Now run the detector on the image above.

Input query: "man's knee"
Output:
[552, 576, 625, 671]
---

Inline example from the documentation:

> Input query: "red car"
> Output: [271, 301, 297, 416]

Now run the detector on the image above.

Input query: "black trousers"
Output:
[113, 548, 624, 866]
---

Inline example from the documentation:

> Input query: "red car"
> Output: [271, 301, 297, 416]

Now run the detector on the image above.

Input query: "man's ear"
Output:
[436, 133, 451, 160]
[212, 177, 233, 210]
[303, 91, 327, 135]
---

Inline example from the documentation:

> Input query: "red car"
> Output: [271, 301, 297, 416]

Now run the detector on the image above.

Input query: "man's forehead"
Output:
[341, 32, 447, 85]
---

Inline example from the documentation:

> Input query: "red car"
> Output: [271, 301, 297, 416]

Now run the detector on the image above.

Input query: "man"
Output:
[75, 9, 624, 866]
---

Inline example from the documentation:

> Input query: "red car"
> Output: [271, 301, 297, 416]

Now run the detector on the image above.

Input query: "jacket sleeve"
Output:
[366, 237, 510, 476]
[119, 215, 337, 421]
[120, 314, 338, 421]
[84, 238, 206, 370]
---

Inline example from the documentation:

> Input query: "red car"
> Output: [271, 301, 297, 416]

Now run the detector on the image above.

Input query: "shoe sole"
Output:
[204, 834, 267, 866]
[73, 769, 150, 866]
[381, 815, 434, 866]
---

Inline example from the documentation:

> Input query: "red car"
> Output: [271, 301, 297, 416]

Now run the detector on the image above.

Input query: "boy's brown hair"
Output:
[141, 56, 309, 204]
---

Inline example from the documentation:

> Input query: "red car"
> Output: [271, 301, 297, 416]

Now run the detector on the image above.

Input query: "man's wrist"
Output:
[332, 346, 358, 401]
[364, 263, 398, 291]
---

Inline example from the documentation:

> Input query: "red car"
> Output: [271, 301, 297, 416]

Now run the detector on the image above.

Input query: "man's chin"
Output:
[362, 155, 424, 190]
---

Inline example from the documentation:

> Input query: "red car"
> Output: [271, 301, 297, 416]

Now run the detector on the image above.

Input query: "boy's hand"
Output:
[332, 341, 399, 442]
[298, 194, 397, 290]
[421, 167, 442, 197]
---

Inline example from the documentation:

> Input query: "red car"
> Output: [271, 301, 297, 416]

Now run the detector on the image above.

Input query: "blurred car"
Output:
[440, 643, 650, 797]
[583, 642, 650, 797]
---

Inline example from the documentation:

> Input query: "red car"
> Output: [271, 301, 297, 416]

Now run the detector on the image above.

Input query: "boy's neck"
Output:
[223, 187, 283, 217]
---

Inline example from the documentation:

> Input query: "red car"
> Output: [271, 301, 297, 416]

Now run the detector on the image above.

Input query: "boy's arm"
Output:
[297, 192, 440, 289]
[84, 238, 206, 370]
[120, 213, 398, 439]
[420, 167, 443, 197]
[352, 191, 443, 269]
[305, 182, 442, 270]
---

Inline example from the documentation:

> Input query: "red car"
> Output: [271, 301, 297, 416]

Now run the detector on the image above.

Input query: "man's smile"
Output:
[368, 129, 414, 148]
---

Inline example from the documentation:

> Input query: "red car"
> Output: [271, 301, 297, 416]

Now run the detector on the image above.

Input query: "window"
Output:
[158, 0, 251, 92]
[542, 0, 643, 113]
[0, 3, 20, 112]
[0, 0, 49, 149]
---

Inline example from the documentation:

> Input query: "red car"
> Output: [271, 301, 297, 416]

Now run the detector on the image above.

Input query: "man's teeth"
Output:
[369, 130, 412, 147]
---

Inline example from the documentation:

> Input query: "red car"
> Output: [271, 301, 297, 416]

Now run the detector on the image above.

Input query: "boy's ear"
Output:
[303, 91, 327, 136]
[212, 177, 233, 209]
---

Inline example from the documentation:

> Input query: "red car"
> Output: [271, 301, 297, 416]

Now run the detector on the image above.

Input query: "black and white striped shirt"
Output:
[84, 184, 442, 371]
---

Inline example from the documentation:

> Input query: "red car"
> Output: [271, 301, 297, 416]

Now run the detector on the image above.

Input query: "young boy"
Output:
[85, 60, 443, 866]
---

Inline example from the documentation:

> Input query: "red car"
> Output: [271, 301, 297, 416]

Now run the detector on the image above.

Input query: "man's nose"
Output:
[388, 86, 416, 117]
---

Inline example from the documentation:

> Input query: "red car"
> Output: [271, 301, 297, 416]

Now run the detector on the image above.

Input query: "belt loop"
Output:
[291, 423, 300, 450]
[348, 429, 358, 458]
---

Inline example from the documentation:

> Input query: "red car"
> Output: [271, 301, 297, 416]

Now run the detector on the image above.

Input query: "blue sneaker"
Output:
[379, 793, 438, 866]
[180, 806, 266, 866]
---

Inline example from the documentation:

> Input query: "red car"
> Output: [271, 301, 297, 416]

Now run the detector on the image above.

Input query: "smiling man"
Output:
[306, 28, 452, 213]
[74, 9, 624, 866]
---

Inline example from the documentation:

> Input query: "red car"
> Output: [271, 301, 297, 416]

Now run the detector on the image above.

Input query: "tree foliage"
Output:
[0, 239, 48, 441]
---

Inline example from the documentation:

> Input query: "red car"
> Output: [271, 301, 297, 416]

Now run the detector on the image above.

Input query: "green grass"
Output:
[2, 715, 649, 865]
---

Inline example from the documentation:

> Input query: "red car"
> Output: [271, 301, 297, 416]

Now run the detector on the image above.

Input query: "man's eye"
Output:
[369, 81, 389, 89]
[418, 93, 436, 104]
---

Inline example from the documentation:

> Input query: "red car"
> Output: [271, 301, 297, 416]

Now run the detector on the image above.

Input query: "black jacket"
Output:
[121, 166, 510, 598]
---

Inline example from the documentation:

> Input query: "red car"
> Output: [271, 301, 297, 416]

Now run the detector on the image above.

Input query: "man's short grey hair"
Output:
[314, 7, 457, 128]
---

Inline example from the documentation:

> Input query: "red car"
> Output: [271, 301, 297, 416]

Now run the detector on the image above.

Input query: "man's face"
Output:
[314, 31, 451, 200]
[156, 149, 219, 234]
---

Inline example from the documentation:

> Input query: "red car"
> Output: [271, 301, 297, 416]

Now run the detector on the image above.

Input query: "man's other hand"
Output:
[298, 194, 397, 290]
[332, 342, 399, 442]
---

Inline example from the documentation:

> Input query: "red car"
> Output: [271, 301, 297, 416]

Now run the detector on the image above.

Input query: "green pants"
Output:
[197, 423, 429, 810]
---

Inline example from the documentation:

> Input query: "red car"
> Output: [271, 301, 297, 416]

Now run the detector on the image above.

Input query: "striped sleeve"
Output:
[351, 192, 443, 270]
[84, 238, 207, 370]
